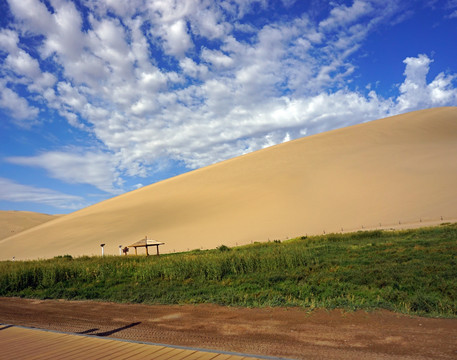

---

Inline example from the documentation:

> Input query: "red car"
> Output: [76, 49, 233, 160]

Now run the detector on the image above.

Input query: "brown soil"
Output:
[1, 297, 456, 359]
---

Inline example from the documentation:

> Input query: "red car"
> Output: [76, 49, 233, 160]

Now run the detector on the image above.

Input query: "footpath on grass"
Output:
[1, 297, 457, 360]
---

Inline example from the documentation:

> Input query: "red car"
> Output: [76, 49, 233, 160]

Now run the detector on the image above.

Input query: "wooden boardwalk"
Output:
[0, 324, 273, 360]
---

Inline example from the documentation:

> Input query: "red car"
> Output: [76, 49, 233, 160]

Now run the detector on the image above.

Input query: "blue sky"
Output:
[1, 0, 457, 214]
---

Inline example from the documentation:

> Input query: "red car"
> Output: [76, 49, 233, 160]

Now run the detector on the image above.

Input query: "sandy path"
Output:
[0, 297, 456, 359]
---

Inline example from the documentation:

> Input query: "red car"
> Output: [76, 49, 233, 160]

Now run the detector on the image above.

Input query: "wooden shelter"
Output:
[128, 236, 164, 256]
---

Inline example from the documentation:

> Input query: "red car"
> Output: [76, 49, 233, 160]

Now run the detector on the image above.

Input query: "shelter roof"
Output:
[128, 238, 164, 247]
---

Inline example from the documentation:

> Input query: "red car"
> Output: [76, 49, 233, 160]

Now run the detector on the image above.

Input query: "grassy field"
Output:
[1, 224, 456, 317]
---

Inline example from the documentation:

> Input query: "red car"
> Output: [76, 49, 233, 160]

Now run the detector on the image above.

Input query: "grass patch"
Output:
[1, 224, 456, 317]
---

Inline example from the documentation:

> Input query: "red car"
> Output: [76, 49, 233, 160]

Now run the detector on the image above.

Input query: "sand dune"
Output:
[1, 107, 456, 260]
[0, 211, 58, 241]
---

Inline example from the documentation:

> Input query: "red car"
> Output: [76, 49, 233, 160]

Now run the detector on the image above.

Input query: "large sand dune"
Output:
[1, 107, 456, 260]
[0, 211, 58, 240]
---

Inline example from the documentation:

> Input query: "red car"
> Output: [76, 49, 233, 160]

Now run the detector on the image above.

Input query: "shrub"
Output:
[217, 245, 231, 252]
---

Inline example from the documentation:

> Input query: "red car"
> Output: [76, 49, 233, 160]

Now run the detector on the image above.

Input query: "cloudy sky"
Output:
[1, 0, 457, 214]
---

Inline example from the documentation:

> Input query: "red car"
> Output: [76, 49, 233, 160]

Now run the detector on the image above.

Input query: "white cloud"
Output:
[85, 0, 145, 18]
[88, 17, 132, 78]
[179, 57, 209, 79]
[163, 19, 193, 57]
[0, 29, 19, 53]
[41, 1, 85, 60]
[319, 0, 372, 30]
[1, 1, 456, 194]
[5, 49, 41, 79]
[57, 82, 88, 112]
[7, 0, 54, 34]
[0, 82, 39, 123]
[28, 72, 57, 93]
[226, 0, 268, 18]
[0, 28, 52, 90]
[202, 49, 234, 68]
[6, 151, 122, 194]
[9, 0, 87, 83]
[396, 54, 457, 111]
[429, 73, 457, 103]
[0, 177, 85, 210]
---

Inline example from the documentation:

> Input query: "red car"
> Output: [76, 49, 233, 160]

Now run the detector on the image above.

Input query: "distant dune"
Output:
[0, 211, 59, 240]
[1, 107, 457, 260]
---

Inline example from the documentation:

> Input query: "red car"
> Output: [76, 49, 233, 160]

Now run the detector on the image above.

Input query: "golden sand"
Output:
[1, 107, 456, 260]
[0, 211, 58, 240]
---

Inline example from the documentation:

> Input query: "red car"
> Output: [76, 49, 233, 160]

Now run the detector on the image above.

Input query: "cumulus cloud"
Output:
[0, 29, 19, 53]
[396, 54, 457, 111]
[7, 0, 54, 34]
[0, 82, 38, 124]
[0, 177, 85, 210]
[5, 49, 41, 78]
[0, 0, 456, 194]
[163, 20, 193, 57]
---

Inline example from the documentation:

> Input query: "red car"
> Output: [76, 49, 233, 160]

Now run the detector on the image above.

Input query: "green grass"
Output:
[1, 224, 456, 317]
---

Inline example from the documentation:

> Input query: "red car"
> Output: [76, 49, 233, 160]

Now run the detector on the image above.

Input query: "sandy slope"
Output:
[1, 107, 456, 260]
[0, 211, 58, 240]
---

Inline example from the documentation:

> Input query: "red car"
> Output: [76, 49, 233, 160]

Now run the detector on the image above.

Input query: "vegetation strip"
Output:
[1, 224, 456, 317]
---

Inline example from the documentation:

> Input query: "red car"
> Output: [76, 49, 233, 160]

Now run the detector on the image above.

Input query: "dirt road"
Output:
[0, 297, 456, 359]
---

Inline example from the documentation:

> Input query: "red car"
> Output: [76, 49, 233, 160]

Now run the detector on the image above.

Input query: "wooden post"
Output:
[134, 247, 137, 255]
[146, 246, 149, 256]
[156, 245, 160, 256]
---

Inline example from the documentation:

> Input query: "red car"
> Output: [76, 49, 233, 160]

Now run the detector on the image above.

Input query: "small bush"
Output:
[54, 255, 73, 260]
[217, 245, 231, 252]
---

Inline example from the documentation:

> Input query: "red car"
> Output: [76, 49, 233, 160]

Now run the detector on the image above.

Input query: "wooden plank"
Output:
[179, 351, 220, 360]
[63, 338, 130, 359]
[27, 335, 118, 359]
[212, 355, 236, 360]
[2, 331, 74, 358]
[90, 341, 150, 360]
[159, 349, 199, 360]
[129, 344, 173, 359]
[55, 342, 117, 360]
[153, 347, 190, 360]
[84, 341, 140, 359]
[96, 342, 159, 360]
[0, 326, 264, 360]
[131, 345, 181, 360]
